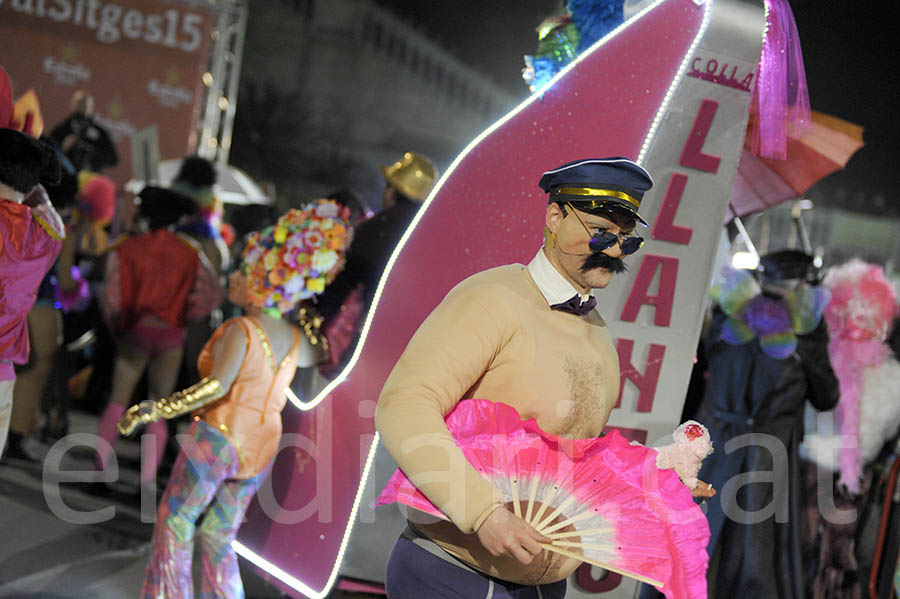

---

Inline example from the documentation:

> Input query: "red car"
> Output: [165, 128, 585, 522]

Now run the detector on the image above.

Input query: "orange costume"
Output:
[196, 315, 300, 478]
[121, 202, 353, 599]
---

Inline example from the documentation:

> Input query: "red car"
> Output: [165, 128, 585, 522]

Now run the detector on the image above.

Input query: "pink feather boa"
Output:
[824, 259, 898, 493]
[826, 339, 890, 493]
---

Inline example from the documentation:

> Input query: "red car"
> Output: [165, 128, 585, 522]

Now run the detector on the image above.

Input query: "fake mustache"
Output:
[580, 251, 627, 274]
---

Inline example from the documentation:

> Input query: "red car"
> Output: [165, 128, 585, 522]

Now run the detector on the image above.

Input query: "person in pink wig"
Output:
[799, 259, 900, 599]
[822, 259, 900, 494]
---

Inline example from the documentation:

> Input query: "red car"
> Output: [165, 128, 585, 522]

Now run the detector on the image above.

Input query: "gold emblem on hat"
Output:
[379, 151, 438, 202]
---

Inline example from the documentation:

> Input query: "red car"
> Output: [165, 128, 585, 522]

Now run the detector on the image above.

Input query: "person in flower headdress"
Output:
[310, 151, 437, 377]
[116, 199, 352, 599]
[682, 249, 839, 599]
[0, 65, 65, 460]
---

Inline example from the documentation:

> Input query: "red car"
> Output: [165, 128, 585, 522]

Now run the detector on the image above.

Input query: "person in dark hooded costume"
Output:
[686, 250, 838, 598]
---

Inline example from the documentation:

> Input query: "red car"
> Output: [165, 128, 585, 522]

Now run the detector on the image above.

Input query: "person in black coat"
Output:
[643, 249, 839, 599]
[310, 152, 437, 375]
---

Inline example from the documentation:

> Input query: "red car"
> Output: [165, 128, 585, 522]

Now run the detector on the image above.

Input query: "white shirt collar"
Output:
[527, 248, 592, 306]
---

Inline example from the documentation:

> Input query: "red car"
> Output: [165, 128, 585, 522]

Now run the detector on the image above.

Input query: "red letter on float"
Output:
[651, 173, 693, 245]
[620, 254, 678, 326]
[615, 339, 666, 413]
[679, 98, 721, 173]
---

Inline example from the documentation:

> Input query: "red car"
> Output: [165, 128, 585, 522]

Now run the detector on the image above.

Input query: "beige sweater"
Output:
[375, 262, 621, 584]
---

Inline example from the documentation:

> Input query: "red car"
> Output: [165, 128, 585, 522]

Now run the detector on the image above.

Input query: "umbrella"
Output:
[727, 110, 864, 221]
[125, 159, 271, 205]
[376, 399, 710, 598]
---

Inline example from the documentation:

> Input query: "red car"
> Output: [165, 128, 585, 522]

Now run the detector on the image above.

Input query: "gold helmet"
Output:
[379, 151, 437, 202]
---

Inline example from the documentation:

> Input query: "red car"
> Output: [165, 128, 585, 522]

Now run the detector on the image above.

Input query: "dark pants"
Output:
[385, 536, 567, 599]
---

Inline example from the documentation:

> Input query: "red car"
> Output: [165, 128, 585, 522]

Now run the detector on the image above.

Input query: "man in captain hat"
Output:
[375, 157, 715, 598]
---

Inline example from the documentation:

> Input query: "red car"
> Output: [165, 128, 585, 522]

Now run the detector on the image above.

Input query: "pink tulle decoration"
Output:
[824, 260, 898, 493]
[376, 399, 710, 598]
[55, 265, 91, 312]
[746, 0, 812, 160]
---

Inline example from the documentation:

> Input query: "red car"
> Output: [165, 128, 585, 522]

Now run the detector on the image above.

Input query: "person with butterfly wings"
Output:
[375, 158, 716, 599]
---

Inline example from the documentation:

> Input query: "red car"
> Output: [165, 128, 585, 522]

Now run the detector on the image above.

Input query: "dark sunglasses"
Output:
[564, 203, 644, 255]
[588, 231, 644, 255]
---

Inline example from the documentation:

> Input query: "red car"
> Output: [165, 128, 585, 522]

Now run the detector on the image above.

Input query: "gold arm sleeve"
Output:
[117, 377, 226, 436]
[153, 377, 226, 420]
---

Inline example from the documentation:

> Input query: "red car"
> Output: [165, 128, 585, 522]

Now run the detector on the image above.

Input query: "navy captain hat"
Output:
[539, 157, 653, 226]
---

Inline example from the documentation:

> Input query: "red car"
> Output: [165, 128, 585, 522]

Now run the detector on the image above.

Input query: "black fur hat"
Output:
[0, 128, 61, 193]
[175, 156, 216, 188]
[137, 186, 197, 230]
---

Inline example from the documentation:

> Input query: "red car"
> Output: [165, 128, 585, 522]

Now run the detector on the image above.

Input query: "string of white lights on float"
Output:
[637, 0, 714, 164]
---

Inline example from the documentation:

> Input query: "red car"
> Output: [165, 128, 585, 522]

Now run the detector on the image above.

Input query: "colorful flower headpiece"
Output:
[241, 199, 352, 317]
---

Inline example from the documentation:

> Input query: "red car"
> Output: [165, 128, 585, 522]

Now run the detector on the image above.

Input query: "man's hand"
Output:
[692, 479, 716, 499]
[475, 506, 551, 565]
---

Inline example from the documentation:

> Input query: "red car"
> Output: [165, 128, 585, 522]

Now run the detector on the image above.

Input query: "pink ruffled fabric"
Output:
[746, 0, 812, 159]
[376, 399, 710, 598]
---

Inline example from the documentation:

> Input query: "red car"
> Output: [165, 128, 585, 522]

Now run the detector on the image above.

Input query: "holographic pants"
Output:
[141, 420, 270, 599]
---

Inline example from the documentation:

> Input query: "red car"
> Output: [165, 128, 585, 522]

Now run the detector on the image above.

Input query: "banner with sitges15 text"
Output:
[0, 0, 216, 187]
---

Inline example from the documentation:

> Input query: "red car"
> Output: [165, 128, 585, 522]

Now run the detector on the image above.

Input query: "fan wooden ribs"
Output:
[507, 479, 664, 588]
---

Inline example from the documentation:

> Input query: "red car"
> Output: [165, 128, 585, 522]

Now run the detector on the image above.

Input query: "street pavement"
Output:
[0, 409, 287, 599]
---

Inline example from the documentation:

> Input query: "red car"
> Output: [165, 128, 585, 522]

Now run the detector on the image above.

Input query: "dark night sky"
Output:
[376, 0, 562, 94]
[790, 0, 899, 215]
[377, 0, 899, 216]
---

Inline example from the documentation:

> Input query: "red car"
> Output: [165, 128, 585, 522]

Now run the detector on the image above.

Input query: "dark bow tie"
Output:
[550, 294, 596, 316]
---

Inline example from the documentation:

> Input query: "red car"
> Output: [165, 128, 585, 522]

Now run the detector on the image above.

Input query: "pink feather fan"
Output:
[376, 399, 710, 598]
